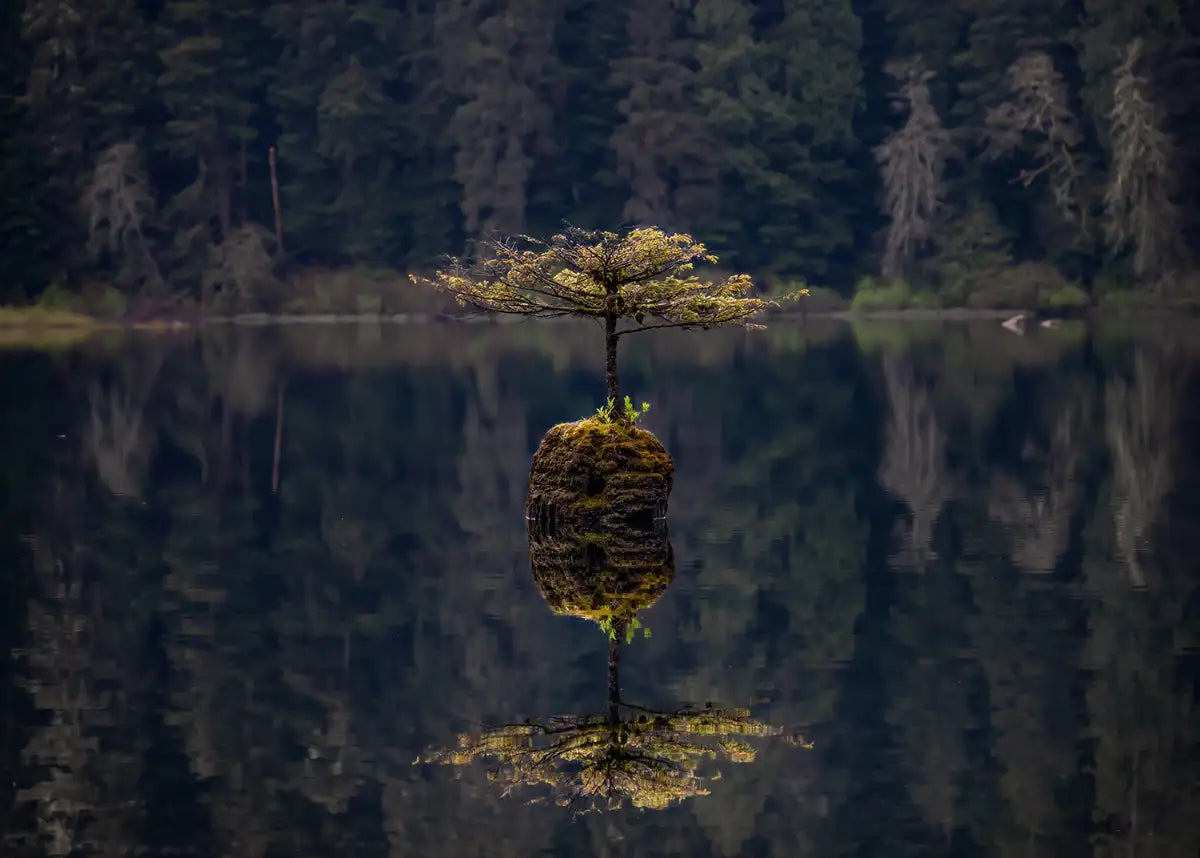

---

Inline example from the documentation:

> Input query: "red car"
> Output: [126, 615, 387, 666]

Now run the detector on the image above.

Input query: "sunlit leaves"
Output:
[412, 225, 796, 333]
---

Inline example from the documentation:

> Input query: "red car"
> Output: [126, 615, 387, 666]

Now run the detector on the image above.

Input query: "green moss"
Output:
[527, 416, 674, 533]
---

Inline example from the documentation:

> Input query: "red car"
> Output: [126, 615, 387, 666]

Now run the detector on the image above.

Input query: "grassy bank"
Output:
[0, 306, 110, 349]
[6, 263, 1199, 341]
[843, 266, 1200, 316]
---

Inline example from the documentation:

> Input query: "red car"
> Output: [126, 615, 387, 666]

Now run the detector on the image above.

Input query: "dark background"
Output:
[2, 0, 1199, 306]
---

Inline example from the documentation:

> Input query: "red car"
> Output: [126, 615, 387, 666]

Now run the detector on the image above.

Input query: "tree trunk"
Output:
[607, 633, 621, 725]
[604, 310, 622, 416]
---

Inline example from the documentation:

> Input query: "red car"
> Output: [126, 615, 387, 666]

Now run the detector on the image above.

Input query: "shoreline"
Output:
[1, 305, 1196, 334]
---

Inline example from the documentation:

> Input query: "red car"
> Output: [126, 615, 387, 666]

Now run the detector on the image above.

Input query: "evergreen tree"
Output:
[882, 0, 966, 112]
[267, 0, 406, 264]
[439, 0, 559, 238]
[157, 0, 272, 251]
[693, 0, 865, 278]
[17, 0, 156, 281]
[524, 0, 628, 234]
[610, 0, 718, 232]
[1103, 39, 1182, 280]
[0, 0, 54, 298]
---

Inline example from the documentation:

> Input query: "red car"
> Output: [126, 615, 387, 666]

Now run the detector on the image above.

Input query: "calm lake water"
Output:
[1, 319, 1198, 857]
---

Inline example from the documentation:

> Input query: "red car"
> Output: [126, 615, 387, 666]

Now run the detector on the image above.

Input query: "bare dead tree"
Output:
[1106, 350, 1175, 587]
[202, 223, 280, 309]
[878, 352, 952, 570]
[875, 58, 954, 281]
[1104, 39, 1180, 279]
[81, 142, 163, 289]
[984, 52, 1087, 229]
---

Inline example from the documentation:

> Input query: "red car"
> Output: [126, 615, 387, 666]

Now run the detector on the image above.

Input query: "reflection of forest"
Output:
[3, 323, 1199, 858]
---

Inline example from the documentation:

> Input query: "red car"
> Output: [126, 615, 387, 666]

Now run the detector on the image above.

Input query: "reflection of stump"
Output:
[529, 525, 675, 625]
[526, 418, 674, 536]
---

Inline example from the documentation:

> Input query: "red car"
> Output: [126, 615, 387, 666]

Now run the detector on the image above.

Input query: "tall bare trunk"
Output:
[604, 310, 622, 415]
[607, 634, 621, 725]
[269, 145, 284, 253]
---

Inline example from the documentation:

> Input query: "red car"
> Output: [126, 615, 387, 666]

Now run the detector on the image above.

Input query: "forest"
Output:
[1, 0, 1199, 315]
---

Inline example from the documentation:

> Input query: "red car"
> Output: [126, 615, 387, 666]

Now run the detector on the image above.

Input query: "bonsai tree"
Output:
[413, 226, 802, 417]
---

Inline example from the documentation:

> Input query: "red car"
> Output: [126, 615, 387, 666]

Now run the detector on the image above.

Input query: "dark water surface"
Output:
[2, 320, 1198, 857]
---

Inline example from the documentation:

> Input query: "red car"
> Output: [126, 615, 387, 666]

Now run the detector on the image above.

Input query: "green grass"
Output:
[0, 306, 108, 350]
[0, 306, 102, 327]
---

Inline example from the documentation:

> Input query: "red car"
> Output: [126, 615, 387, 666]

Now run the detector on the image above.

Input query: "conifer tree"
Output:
[157, 0, 270, 244]
[610, 0, 717, 231]
[440, 0, 559, 238]
[18, 0, 156, 276]
[413, 226, 795, 415]
[693, 0, 865, 277]
[1103, 39, 1180, 279]
[984, 52, 1088, 229]
[0, 0, 55, 297]
[82, 142, 163, 290]
[267, 1, 407, 264]
[525, 0, 629, 234]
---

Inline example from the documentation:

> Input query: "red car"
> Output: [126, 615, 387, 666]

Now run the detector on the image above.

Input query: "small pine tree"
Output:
[413, 226, 802, 417]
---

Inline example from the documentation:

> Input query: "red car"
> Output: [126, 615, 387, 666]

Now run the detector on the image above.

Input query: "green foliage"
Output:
[595, 396, 650, 426]
[908, 289, 944, 309]
[930, 203, 1015, 303]
[1040, 283, 1091, 309]
[598, 616, 652, 643]
[36, 284, 86, 313]
[692, 0, 866, 279]
[851, 278, 912, 311]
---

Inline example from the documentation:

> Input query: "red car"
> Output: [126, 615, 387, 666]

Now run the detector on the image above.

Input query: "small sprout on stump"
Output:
[596, 396, 650, 425]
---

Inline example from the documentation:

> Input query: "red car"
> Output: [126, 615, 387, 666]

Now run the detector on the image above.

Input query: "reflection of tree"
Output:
[419, 623, 805, 812]
[971, 567, 1080, 857]
[453, 360, 531, 558]
[85, 346, 165, 498]
[1105, 351, 1174, 587]
[887, 572, 976, 842]
[1081, 525, 1200, 858]
[987, 380, 1092, 573]
[422, 523, 809, 812]
[421, 694, 787, 811]
[17, 527, 148, 857]
[878, 353, 951, 570]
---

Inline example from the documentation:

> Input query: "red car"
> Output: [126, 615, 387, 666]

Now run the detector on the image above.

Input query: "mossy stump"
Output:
[526, 417, 674, 536]
[529, 526, 675, 626]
